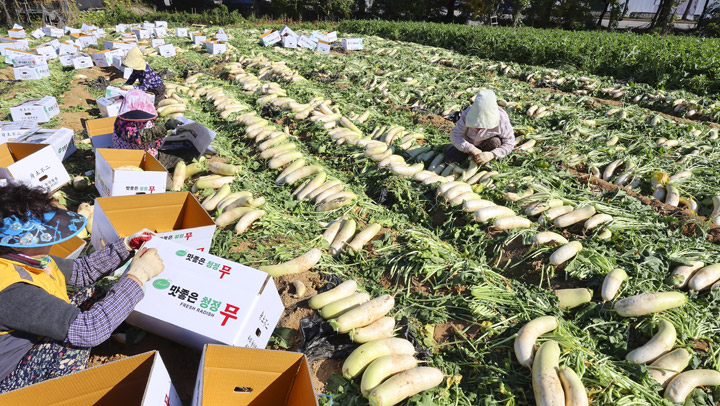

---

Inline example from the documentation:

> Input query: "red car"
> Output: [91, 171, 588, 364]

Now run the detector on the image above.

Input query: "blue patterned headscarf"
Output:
[0, 210, 87, 248]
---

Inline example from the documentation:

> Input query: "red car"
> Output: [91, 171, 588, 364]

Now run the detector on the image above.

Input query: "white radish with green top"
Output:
[555, 288, 592, 309]
[309, 280, 357, 310]
[614, 292, 686, 317]
[331, 295, 395, 334]
[360, 354, 418, 396]
[601, 268, 628, 302]
[626, 320, 676, 364]
[319, 292, 371, 319]
[342, 337, 415, 378]
[549, 241, 583, 266]
[257, 248, 322, 277]
[649, 348, 691, 388]
[558, 366, 589, 406]
[670, 261, 705, 288]
[532, 340, 565, 406]
[514, 315, 558, 368]
[350, 317, 396, 343]
[664, 370, 720, 403]
[368, 367, 444, 406]
[688, 264, 720, 291]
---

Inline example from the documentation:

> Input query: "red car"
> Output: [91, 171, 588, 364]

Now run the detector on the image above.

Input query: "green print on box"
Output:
[153, 279, 170, 290]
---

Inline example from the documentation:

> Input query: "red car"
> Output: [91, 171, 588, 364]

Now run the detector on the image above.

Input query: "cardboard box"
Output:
[143, 22, 155, 30]
[342, 38, 363, 51]
[95, 148, 168, 197]
[0, 41, 28, 55]
[34, 45, 56, 60]
[133, 28, 151, 39]
[0, 143, 70, 192]
[9, 96, 59, 123]
[4, 48, 42, 65]
[151, 38, 165, 48]
[280, 25, 297, 39]
[105, 40, 136, 51]
[91, 192, 216, 252]
[49, 236, 87, 259]
[155, 20, 168, 28]
[58, 53, 74, 66]
[325, 31, 338, 42]
[15, 127, 76, 162]
[176, 28, 188, 37]
[281, 36, 297, 49]
[154, 27, 167, 38]
[157, 44, 176, 58]
[161, 117, 216, 159]
[8, 28, 25, 39]
[85, 116, 116, 149]
[73, 54, 93, 69]
[97, 96, 123, 118]
[112, 55, 134, 79]
[259, 30, 281, 47]
[205, 41, 226, 55]
[215, 33, 228, 42]
[0, 121, 38, 143]
[125, 237, 284, 350]
[71, 33, 97, 47]
[192, 345, 317, 406]
[43, 26, 63, 37]
[311, 31, 329, 43]
[91, 48, 124, 68]
[298, 35, 317, 51]
[31, 29, 44, 39]
[12, 64, 50, 81]
[59, 42, 80, 55]
[193, 35, 207, 45]
[316, 40, 331, 54]
[0, 351, 181, 406]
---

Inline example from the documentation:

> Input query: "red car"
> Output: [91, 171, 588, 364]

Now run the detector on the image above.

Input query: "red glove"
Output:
[124, 228, 155, 250]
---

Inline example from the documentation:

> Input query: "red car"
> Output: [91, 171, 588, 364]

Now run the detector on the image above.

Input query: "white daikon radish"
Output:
[625, 320, 676, 364]
[514, 315, 558, 368]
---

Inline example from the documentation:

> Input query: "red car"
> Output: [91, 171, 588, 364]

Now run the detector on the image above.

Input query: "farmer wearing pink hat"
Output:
[113, 89, 181, 161]
[445, 89, 515, 165]
[0, 183, 164, 392]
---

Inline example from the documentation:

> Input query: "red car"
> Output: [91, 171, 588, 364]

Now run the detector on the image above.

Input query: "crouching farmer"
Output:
[0, 183, 164, 392]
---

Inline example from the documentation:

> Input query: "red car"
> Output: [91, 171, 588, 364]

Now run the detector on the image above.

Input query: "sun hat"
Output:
[466, 89, 500, 129]
[0, 210, 87, 248]
[117, 89, 157, 122]
[123, 46, 146, 71]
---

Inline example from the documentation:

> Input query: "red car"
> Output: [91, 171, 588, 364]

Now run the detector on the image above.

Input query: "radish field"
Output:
[3, 22, 720, 406]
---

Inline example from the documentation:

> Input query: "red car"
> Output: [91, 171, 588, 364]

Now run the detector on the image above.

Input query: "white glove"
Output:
[477, 151, 495, 164]
[123, 228, 156, 251]
[467, 146, 483, 156]
[127, 248, 165, 285]
[121, 85, 134, 91]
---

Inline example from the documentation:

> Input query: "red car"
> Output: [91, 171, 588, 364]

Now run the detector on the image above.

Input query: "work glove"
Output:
[473, 151, 495, 165]
[121, 85, 134, 91]
[127, 247, 165, 285]
[164, 118, 183, 130]
[124, 228, 155, 250]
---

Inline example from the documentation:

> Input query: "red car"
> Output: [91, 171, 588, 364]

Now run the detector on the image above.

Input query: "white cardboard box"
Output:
[259, 30, 281, 47]
[125, 237, 284, 351]
[0, 143, 70, 192]
[115, 23, 128, 33]
[298, 35, 317, 50]
[58, 42, 80, 55]
[157, 44, 176, 58]
[9, 97, 59, 123]
[215, 33, 228, 42]
[58, 54, 75, 66]
[95, 148, 168, 197]
[325, 31, 338, 42]
[205, 41, 226, 55]
[342, 38, 363, 51]
[282, 36, 297, 49]
[175, 28, 188, 37]
[91, 192, 216, 252]
[112, 55, 134, 79]
[0, 351, 181, 406]
[8, 29, 25, 39]
[0, 121, 38, 143]
[280, 25, 297, 39]
[4, 48, 42, 65]
[311, 31, 329, 42]
[133, 29, 151, 39]
[34, 45, 56, 60]
[15, 127, 76, 162]
[143, 22, 155, 30]
[90, 49, 123, 68]
[97, 96, 123, 118]
[0, 42, 28, 56]
[31, 29, 44, 39]
[151, 38, 165, 48]
[43, 26, 63, 37]
[12, 64, 50, 80]
[316, 40, 331, 54]
[72, 55, 93, 69]
[155, 21, 168, 28]
[193, 35, 207, 45]
[154, 27, 167, 38]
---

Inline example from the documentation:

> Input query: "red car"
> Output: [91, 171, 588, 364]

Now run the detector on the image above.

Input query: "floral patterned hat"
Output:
[0, 210, 87, 248]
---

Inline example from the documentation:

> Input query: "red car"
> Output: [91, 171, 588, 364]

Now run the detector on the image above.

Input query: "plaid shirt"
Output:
[125, 63, 164, 92]
[64, 240, 143, 347]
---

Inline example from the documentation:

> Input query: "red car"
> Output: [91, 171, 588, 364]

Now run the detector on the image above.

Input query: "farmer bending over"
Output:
[0, 183, 164, 392]
[122, 46, 165, 105]
[113, 89, 186, 169]
[445, 89, 515, 166]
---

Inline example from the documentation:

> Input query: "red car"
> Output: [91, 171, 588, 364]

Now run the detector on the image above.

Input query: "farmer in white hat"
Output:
[121, 46, 165, 106]
[445, 89, 515, 165]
